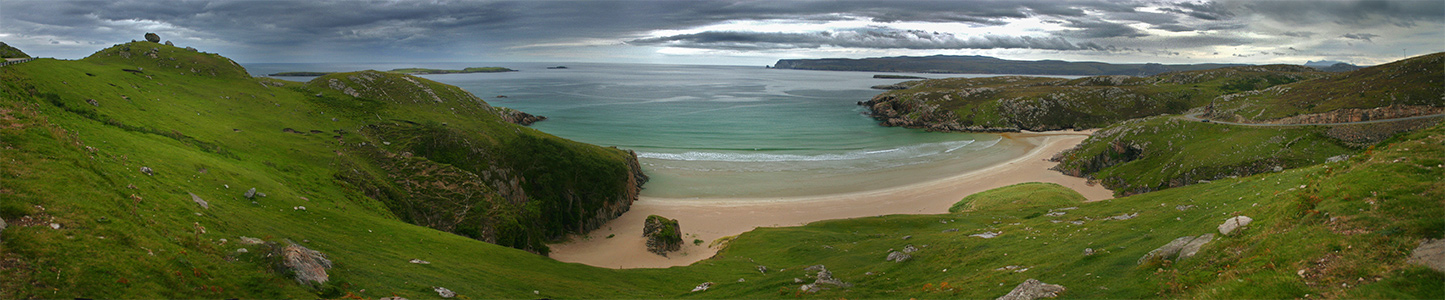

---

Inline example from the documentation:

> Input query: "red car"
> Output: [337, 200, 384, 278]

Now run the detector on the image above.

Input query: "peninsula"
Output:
[268, 66, 516, 77]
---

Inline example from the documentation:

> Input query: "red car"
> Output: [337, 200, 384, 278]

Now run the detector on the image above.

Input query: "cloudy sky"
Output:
[2, 0, 1441, 66]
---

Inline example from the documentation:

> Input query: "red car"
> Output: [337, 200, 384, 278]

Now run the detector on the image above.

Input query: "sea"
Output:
[244, 62, 1059, 199]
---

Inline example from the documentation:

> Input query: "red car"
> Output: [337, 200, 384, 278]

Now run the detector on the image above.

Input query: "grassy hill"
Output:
[1051, 116, 1357, 196]
[0, 42, 29, 59]
[1204, 53, 1445, 123]
[0, 40, 1440, 298]
[861, 65, 1326, 132]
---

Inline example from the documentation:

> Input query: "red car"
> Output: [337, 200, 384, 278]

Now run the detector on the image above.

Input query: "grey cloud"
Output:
[1282, 31, 1316, 38]
[1059, 19, 1149, 38]
[629, 29, 1108, 51]
[1341, 33, 1380, 41]
[1235, 0, 1445, 27]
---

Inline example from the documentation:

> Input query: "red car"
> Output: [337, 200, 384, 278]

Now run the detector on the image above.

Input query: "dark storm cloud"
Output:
[1341, 33, 1381, 42]
[629, 29, 1108, 51]
[1282, 31, 1317, 38]
[1058, 19, 1150, 38]
[1236, 0, 1445, 27]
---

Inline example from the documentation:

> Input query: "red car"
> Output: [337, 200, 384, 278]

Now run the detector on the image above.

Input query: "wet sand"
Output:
[547, 131, 1111, 269]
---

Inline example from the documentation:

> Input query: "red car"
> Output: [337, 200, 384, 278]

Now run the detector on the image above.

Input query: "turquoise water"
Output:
[249, 63, 1034, 198]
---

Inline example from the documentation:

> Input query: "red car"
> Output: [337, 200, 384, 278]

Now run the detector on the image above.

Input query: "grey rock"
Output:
[238, 236, 264, 245]
[1175, 205, 1195, 211]
[1177, 234, 1214, 260]
[1218, 216, 1253, 235]
[886, 251, 911, 262]
[996, 279, 1065, 300]
[943, 228, 959, 233]
[1082, 248, 1094, 256]
[139, 166, 154, 176]
[278, 240, 332, 285]
[1407, 238, 1445, 272]
[1272, 166, 1284, 172]
[244, 188, 257, 199]
[1109, 212, 1138, 220]
[800, 283, 821, 293]
[902, 244, 918, 253]
[814, 269, 851, 288]
[164, 41, 173, 46]
[1139, 234, 1213, 264]
[691, 282, 713, 292]
[236, 248, 248, 253]
[901, 235, 911, 240]
[757, 265, 768, 274]
[409, 259, 431, 264]
[434, 286, 456, 298]
[1325, 154, 1352, 163]
[971, 231, 1001, 238]
[794, 278, 805, 283]
[188, 192, 209, 209]
[144, 33, 160, 43]
[804, 264, 826, 272]
[737, 278, 746, 282]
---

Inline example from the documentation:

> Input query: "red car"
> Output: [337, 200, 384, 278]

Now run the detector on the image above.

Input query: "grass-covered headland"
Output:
[0, 40, 1440, 298]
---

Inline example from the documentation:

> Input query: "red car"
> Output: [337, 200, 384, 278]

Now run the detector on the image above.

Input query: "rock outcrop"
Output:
[1407, 238, 1445, 272]
[1139, 234, 1214, 264]
[277, 241, 333, 285]
[643, 215, 682, 256]
[996, 279, 1065, 300]
[496, 108, 547, 125]
[798, 264, 851, 293]
[1218, 216, 1253, 235]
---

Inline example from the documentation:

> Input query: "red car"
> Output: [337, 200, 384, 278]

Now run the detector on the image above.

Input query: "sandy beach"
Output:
[547, 131, 1112, 269]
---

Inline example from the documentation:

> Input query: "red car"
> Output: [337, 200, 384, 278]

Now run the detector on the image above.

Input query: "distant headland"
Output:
[269, 66, 516, 76]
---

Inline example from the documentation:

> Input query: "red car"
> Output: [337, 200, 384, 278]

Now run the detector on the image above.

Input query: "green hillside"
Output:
[1205, 53, 1445, 123]
[861, 65, 1326, 132]
[0, 42, 29, 59]
[0, 40, 1440, 298]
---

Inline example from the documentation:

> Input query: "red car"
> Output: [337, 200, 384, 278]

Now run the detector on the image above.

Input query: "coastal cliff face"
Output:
[857, 66, 1324, 133]
[1202, 53, 1444, 123]
[308, 71, 646, 254]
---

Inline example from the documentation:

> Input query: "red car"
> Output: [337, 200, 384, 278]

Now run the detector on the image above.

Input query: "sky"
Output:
[2, 0, 1442, 66]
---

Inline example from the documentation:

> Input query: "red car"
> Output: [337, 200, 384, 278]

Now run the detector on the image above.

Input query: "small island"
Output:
[387, 67, 517, 74]
[269, 67, 516, 77]
[873, 74, 927, 79]
[547, 66, 568, 69]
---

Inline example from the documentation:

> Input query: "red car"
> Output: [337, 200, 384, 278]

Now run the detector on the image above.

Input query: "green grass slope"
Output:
[949, 182, 1085, 213]
[1, 42, 30, 59]
[861, 65, 1325, 132]
[0, 41, 654, 298]
[1052, 116, 1356, 196]
[1205, 52, 1444, 123]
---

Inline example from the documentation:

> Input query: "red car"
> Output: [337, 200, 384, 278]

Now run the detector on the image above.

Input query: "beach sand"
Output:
[547, 131, 1111, 269]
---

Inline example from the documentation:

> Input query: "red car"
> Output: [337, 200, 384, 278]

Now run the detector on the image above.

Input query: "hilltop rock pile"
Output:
[643, 215, 682, 256]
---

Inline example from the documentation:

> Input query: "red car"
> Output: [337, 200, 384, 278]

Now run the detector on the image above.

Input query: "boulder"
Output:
[188, 192, 209, 209]
[1218, 216, 1253, 235]
[1082, 248, 1095, 256]
[433, 286, 456, 298]
[691, 282, 712, 292]
[238, 236, 265, 245]
[886, 251, 911, 262]
[1406, 238, 1445, 272]
[971, 231, 1001, 238]
[278, 241, 333, 285]
[164, 41, 173, 46]
[139, 166, 154, 176]
[244, 188, 257, 199]
[903, 244, 918, 253]
[996, 279, 1065, 300]
[643, 215, 682, 256]
[1138, 234, 1213, 264]
[757, 265, 768, 274]
[144, 33, 160, 43]
[409, 259, 431, 264]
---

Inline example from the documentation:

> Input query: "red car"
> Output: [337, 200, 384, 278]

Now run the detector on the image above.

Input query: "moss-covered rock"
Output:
[644, 215, 682, 256]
